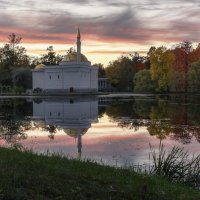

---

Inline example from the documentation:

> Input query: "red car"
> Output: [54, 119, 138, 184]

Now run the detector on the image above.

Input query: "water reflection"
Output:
[0, 95, 200, 167]
[32, 97, 98, 158]
[0, 98, 32, 146]
[106, 95, 200, 144]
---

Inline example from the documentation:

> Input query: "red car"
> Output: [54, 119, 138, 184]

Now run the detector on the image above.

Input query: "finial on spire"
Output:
[76, 27, 81, 63]
[77, 27, 81, 38]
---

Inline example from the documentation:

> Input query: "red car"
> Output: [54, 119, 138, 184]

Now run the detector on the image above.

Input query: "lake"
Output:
[1, 94, 200, 168]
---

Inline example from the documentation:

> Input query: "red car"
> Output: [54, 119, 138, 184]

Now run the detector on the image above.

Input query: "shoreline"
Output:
[0, 92, 199, 98]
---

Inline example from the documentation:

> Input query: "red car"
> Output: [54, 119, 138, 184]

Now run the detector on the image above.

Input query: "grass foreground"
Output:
[0, 148, 199, 200]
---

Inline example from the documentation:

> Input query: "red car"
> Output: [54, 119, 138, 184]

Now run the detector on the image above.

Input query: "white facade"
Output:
[32, 29, 98, 93]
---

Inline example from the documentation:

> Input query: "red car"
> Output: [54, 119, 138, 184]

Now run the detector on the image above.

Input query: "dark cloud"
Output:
[56, 0, 91, 4]
[0, 0, 200, 45]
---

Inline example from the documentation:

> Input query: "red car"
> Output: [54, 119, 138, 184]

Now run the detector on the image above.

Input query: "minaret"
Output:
[77, 27, 81, 63]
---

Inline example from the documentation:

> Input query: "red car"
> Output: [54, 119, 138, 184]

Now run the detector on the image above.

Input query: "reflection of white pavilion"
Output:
[32, 98, 98, 158]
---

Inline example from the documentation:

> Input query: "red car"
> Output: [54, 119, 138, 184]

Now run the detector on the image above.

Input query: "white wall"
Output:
[79, 69, 90, 89]
[63, 70, 80, 90]
[32, 71, 45, 89]
[45, 69, 62, 89]
[32, 63, 98, 92]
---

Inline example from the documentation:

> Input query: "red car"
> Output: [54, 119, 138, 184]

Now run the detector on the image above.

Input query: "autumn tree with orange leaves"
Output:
[133, 42, 200, 93]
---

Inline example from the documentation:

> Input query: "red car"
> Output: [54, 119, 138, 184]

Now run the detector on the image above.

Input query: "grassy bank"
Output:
[0, 148, 199, 200]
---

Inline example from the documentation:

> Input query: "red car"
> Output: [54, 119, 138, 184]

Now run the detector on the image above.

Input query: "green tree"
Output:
[92, 63, 105, 78]
[0, 33, 30, 68]
[187, 60, 200, 92]
[40, 46, 63, 65]
[13, 67, 32, 90]
[168, 70, 185, 92]
[106, 56, 136, 91]
[67, 47, 75, 54]
[145, 46, 156, 69]
[150, 47, 175, 92]
[133, 69, 155, 93]
[0, 33, 30, 85]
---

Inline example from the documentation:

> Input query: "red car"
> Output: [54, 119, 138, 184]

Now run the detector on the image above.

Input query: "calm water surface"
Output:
[1, 95, 200, 168]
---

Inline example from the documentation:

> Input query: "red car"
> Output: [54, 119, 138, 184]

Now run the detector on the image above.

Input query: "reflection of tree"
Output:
[105, 100, 146, 131]
[170, 127, 192, 144]
[0, 119, 29, 144]
[147, 105, 172, 140]
[46, 125, 57, 140]
[106, 100, 135, 119]
[106, 96, 200, 144]
[188, 105, 200, 126]
[98, 107, 106, 118]
[0, 98, 98, 147]
[45, 125, 57, 134]
[133, 98, 155, 119]
[192, 127, 200, 143]
[32, 122, 57, 140]
[118, 119, 149, 131]
[0, 98, 32, 118]
[147, 120, 172, 140]
[0, 98, 32, 146]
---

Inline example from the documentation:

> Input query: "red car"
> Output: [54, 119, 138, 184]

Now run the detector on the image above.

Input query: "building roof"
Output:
[35, 64, 45, 70]
[62, 52, 88, 62]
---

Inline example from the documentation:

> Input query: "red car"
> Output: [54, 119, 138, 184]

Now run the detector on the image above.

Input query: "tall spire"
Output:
[77, 27, 81, 38]
[76, 27, 81, 63]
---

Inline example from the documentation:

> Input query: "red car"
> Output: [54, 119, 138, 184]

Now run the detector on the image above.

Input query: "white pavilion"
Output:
[32, 28, 98, 93]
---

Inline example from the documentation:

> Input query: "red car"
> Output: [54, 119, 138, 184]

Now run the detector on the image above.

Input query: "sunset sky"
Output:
[0, 0, 200, 65]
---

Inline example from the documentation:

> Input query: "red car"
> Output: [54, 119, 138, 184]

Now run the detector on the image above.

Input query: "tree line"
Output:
[1, 33, 200, 93]
[104, 42, 200, 93]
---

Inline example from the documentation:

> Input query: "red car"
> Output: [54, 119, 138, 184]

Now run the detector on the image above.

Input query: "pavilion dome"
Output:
[35, 64, 45, 70]
[62, 52, 88, 62]
[63, 128, 88, 138]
